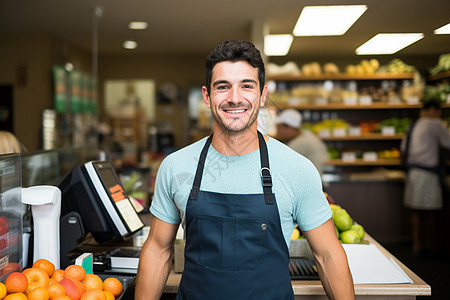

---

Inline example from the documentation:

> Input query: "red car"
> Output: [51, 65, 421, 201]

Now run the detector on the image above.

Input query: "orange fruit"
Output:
[48, 279, 58, 286]
[102, 277, 123, 298]
[23, 268, 50, 288]
[51, 270, 65, 282]
[80, 290, 106, 300]
[4, 293, 27, 300]
[26, 282, 42, 295]
[28, 286, 50, 300]
[64, 265, 85, 282]
[47, 283, 66, 299]
[0, 282, 7, 299]
[102, 291, 114, 300]
[83, 274, 103, 291]
[33, 259, 55, 277]
[5, 272, 28, 293]
[59, 279, 82, 300]
[51, 296, 72, 300]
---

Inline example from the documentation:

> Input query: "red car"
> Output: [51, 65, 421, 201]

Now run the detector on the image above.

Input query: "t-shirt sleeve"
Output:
[293, 160, 332, 231]
[150, 157, 181, 224]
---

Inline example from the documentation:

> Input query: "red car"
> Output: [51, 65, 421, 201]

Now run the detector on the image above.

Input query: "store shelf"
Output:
[326, 159, 401, 166]
[268, 102, 423, 110]
[321, 133, 404, 141]
[427, 71, 450, 82]
[267, 73, 416, 82]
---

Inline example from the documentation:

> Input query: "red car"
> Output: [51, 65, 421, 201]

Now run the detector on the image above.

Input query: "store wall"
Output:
[98, 53, 207, 149]
[0, 35, 91, 151]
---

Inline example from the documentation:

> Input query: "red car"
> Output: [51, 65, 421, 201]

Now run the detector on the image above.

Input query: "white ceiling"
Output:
[1, 0, 449, 61]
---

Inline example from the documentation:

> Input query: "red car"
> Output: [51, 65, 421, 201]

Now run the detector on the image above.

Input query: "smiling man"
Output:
[136, 40, 354, 300]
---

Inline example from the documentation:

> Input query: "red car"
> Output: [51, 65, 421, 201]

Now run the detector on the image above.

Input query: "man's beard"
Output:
[211, 101, 260, 134]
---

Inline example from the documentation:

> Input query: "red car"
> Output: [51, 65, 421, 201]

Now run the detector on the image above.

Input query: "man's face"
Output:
[202, 61, 267, 134]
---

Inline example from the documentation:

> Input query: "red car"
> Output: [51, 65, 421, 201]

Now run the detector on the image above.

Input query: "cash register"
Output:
[58, 160, 145, 271]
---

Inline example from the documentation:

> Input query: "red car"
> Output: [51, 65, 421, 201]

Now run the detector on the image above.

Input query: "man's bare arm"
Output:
[303, 218, 355, 299]
[135, 215, 179, 300]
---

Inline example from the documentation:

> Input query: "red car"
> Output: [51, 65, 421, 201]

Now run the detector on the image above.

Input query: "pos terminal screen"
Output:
[89, 162, 144, 234]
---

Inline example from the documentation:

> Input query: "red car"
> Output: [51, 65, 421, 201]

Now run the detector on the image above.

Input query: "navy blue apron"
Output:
[176, 131, 294, 299]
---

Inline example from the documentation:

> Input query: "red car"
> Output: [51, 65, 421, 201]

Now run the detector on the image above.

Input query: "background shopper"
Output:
[275, 109, 329, 175]
[401, 100, 450, 254]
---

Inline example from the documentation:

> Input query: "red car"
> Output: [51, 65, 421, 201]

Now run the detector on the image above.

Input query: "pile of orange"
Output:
[0, 259, 123, 300]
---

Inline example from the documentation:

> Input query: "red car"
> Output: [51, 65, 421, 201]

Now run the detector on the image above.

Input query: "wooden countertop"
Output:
[163, 234, 431, 297]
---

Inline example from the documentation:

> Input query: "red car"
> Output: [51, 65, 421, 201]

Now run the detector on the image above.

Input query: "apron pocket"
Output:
[196, 214, 267, 270]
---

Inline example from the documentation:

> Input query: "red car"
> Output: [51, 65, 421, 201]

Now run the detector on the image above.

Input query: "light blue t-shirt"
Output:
[150, 136, 332, 247]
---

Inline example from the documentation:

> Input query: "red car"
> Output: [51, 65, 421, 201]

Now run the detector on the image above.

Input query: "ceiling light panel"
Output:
[293, 5, 367, 36]
[128, 22, 148, 30]
[434, 22, 450, 34]
[123, 40, 138, 49]
[355, 33, 424, 55]
[264, 34, 294, 56]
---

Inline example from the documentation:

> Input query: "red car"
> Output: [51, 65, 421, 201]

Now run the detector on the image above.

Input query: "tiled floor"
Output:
[382, 241, 450, 299]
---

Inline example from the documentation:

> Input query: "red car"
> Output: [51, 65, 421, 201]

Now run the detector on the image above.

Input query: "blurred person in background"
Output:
[401, 100, 450, 255]
[0, 130, 26, 154]
[275, 109, 329, 175]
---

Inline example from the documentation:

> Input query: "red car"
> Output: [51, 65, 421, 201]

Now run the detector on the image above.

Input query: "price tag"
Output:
[349, 127, 361, 136]
[342, 152, 356, 162]
[288, 97, 301, 106]
[359, 96, 373, 105]
[344, 97, 357, 105]
[381, 126, 396, 136]
[317, 129, 331, 138]
[406, 96, 420, 104]
[332, 128, 347, 137]
[315, 97, 328, 106]
[362, 151, 378, 161]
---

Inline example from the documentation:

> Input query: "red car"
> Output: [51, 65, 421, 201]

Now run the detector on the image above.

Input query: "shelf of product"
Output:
[267, 59, 423, 109]
[268, 73, 416, 82]
[321, 133, 403, 141]
[428, 70, 450, 82]
[271, 102, 422, 110]
[326, 158, 401, 166]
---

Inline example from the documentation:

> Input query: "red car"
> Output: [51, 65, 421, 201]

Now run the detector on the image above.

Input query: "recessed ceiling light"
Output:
[128, 21, 148, 30]
[293, 5, 367, 36]
[264, 34, 294, 56]
[355, 33, 424, 55]
[434, 22, 450, 34]
[123, 40, 138, 49]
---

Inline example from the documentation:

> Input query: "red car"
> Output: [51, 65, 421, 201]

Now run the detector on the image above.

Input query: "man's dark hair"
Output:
[205, 40, 265, 95]
[423, 100, 441, 110]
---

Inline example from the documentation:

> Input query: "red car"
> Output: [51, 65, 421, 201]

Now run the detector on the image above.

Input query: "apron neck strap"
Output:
[188, 134, 213, 200]
[189, 131, 274, 205]
[258, 131, 274, 205]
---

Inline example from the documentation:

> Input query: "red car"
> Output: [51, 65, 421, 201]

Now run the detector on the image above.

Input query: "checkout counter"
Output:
[75, 212, 431, 300]
[0, 149, 431, 300]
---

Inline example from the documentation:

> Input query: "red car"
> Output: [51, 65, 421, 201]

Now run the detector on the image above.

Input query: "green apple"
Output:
[340, 229, 361, 244]
[351, 224, 365, 240]
[333, 209, 353, 231]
